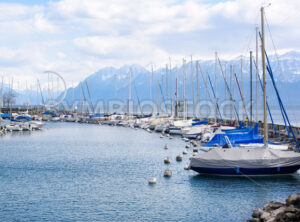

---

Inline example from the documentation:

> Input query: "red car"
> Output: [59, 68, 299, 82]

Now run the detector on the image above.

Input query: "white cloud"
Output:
[0, 0, 299, 86]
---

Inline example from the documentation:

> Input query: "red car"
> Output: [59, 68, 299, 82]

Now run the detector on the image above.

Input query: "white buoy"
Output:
[164, 157, 171, 164]
[191, 140, 198, 147]
[193, 152, 198, 157]
[164, 144, 168, 149]
[166, 134, 170, 137]
[184, 165, 190, 170]
[183, 150, 188, 155]
[176, 155, 183, 161]
[148, 177, 157, 184]
[183, 137, 189, 142]
[185, 144, 190, 148]
[160, 135, 164, 138]
[164, 169, 172, 177]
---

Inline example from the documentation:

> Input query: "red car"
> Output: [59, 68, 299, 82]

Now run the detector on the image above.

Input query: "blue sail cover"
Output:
[42, 111, 56, 116]
[202, 124, 263, 147]
[89, 114, 104, 118]
[1, 113, 11, 119]
[16, 115, 32, 121]
[222, 125, 252, 134]
[192, 119, 209, 126]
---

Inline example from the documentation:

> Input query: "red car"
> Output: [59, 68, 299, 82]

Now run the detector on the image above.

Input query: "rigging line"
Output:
[159, 82, 167, 113]
[234, 73, 249, 120]
[80, 82, 88, 114]
[217, 55, 240, 123]
[197, 63, 214, 105]
[37, 79, 45, 106]
[85, 81, 95, 113]
[259, 32, 299, 149]
[208, 74, 223, 121]
[265, 14, 299, 127]
[133, 81, 142, 115]
[257, 68, 279, 137]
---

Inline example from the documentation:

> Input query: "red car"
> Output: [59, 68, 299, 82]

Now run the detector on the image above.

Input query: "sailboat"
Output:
[189, 7, 300, 176]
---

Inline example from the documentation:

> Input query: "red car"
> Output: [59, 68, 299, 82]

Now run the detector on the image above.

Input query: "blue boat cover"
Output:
[222, 126, 252, 134]
[203, 124, 263, 147]
[192, 118, 209, 126]
[1, 113, 11, 119]
[16, 115, 32, 121]
[89, 114, 104, 118]
[42, 110, 56, 116]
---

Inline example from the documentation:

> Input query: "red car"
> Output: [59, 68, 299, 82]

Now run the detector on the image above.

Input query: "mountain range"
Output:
[5, 50, 300, 110]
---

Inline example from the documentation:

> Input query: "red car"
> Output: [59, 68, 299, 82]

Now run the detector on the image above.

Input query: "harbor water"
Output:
[1, 122, 300, 221]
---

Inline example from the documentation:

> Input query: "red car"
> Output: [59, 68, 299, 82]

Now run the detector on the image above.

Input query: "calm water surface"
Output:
[0, 122, 300, 221]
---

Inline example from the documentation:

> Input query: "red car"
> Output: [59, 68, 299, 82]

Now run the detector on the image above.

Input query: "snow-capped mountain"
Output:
[60, 51, 300, 108]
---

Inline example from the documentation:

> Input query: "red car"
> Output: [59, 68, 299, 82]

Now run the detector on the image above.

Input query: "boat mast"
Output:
[0, 76, 3, 114]
[196, 60, 199, 118]
[128, 68, 132, 117]
[151, 65, 155, 113]
[175, 66, 178, 118]
[183, 59, 187, 120]
[169, 58, 173, 116]
[191, 56, 194, 117]
[250, 51, 253, 124]
[255, 27, 259, 123]
[214, 52, 218, 123]
[241, 57, 244, 121]
[165, 64, 168, 115]
[230, 65, 233, 121]
[261, 7, 268, 146]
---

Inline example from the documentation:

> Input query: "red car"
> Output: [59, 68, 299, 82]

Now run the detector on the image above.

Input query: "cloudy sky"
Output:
[0, 0, 299, 87]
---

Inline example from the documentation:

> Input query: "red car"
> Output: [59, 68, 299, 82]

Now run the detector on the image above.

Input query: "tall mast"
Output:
[214, 52, 218, 123]
[241, 57, 244, 121]
[0, 76, 3, 114]
[175, 66, 178, 118]
[196, 60, 199, 118]
[165, 64, 168, 115]
[256, 26, 259, 123]
[128, 68, 131, 116]
[230, 65, 233, 121]
[261, 7, 268, 146]
[183, 59, 187, 120]
[151, 65, 154, 111]
[169, 58, 173, 116]
[191, 56, 194, 117]
[250, 51, 253, 124]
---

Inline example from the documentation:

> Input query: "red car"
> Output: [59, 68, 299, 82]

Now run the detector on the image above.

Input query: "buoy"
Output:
[185, 144, 190, 148]
[164, 144, 168, 149]
[148, 177, 157, 184]
[176, 155, 183, 161]
[183, 137, 189, 142]
[191, 140, 198, 147]
[164, 157, 171, 164]
[183, 150, 188, 155]
[160, 135, 164, 138]
[164, 169, 172, 177]
[193, 148, 198, 152]
[193, 152, 198, 156]
[166, 134, 170, 137]
[184, 165, 190, 170]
